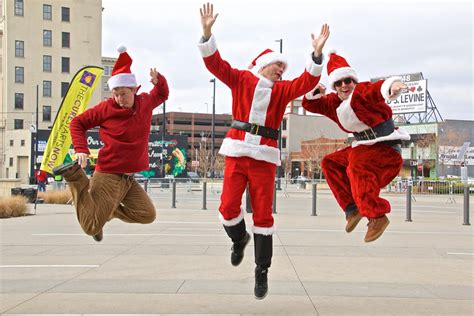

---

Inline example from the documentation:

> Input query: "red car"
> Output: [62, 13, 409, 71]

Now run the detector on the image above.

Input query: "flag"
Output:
[40, 66, 103, 174]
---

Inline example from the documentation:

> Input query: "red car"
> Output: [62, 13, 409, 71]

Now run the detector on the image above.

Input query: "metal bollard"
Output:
[144, 179, 148, 193]
[463, 185, 470, 225]
[273, 180, 277, 214]
[202, 181, 207, 210]
[406, 181, 412, 222]
[171, 180, 176, 208]
[246, 185, 252, 213]
[311, 182, 317, 216]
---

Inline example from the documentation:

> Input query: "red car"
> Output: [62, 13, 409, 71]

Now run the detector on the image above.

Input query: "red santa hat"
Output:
[327, 50, 358, 89]
[248, 49, 288, 73]
[107, 45, 138, 90]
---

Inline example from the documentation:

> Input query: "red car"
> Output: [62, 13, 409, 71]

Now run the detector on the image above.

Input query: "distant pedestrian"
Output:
[34, 166, 48, 192]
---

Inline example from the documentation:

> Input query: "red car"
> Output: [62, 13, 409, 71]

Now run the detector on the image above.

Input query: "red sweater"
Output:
[70, 75, 169, 173]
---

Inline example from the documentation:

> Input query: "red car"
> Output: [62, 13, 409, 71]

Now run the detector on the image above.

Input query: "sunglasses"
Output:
[334, 78, 354, 87]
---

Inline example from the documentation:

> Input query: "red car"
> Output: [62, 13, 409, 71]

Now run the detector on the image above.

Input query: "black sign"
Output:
[37, 130, 188, 178]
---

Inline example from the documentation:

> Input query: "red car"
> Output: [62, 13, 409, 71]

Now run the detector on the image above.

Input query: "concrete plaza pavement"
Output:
[0, 186, 473, 315]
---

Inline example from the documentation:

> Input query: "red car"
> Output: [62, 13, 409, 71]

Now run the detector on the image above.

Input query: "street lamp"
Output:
[210, 78, 216, 178]
[161, 101, 166, 178]
[30, 85, 39, 184]
[274, 39, 283, 190]
[409, 142, 415, 179]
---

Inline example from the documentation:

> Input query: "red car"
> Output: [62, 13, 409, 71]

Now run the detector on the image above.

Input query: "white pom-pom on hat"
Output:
[117, 45, 127, 53]
[328, 49, 337, 56]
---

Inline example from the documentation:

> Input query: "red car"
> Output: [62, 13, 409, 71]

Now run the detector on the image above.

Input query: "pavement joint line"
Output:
[275, 233, 320, 315]
[446, 252, 474, 256]
[31, 229, 473, 236]
[0, 264, 100, 268]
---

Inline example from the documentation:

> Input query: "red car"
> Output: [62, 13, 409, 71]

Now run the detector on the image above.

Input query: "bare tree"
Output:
[300, 137, 346, 179]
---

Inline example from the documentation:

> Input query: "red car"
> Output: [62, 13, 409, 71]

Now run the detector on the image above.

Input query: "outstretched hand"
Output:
[200, 2, 219, 39]
[389, 81, 408, 98]
[150, 68, 159, 85]
[311, 24, 330, 57]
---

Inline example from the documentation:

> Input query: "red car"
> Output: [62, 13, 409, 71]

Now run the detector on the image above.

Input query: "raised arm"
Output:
[311, 23, 330, 57]
[200, 2, 219, 40]
[147, 68, 169, 108]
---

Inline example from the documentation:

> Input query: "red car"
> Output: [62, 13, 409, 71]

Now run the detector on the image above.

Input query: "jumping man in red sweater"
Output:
[53, 46, 169, 242]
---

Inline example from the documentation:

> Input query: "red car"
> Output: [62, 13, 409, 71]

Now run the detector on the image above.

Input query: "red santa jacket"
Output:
[302, 78, 410, 147]
[35, 170, 48, 182]
[198, 35, 324, 165]
[70, 75, 169, 173]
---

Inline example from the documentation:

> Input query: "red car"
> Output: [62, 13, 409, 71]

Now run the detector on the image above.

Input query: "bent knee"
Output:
[141, 211, 156, 224]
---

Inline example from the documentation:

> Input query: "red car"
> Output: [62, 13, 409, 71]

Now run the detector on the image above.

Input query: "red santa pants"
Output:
[321, 143, 403, 218]
[219, 156, 276, 232]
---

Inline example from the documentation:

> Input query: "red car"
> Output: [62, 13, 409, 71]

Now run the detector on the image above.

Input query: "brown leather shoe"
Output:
[364, 215, 390, 242]
[345, 211, 363, 233]
[92, 229, 103, 242]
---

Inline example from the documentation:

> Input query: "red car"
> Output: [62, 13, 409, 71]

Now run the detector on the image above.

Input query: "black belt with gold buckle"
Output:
[353, 119, 395, 141]
[231, 120, 279, 140]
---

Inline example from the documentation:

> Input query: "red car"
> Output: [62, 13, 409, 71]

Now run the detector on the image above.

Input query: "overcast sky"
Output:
[101, 0, 473, 120]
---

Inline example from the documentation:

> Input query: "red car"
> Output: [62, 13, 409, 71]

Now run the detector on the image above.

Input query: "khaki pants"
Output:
[65, 169, 156, 236]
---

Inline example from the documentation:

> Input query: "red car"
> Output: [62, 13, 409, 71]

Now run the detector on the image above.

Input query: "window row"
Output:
[15, 0, 70, 22]
[43, 30, 70, 48]
[42, 56, 70, 73]
[14, 82, 70, 102]
[10, 106, 52, 127]
[16, 62, 70, 85]
[9, 139, 26, 147]
[43, 4, 70, 22]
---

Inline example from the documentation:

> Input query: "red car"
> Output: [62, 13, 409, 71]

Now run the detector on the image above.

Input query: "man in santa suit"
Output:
[302, 50, 410, 242]
[198, 3, 329, 299]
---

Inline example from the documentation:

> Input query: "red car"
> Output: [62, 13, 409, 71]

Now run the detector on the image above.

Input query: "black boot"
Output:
[254, 233, 273, 299]
[254, 265, 269, 300]
[223, 220, 250, 266]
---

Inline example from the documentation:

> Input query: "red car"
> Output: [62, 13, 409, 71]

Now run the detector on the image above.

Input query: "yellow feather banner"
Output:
[40, 66, 103, 173]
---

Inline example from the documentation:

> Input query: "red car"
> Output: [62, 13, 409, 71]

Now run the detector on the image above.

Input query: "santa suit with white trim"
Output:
[302, 51, 410, 219]
[198, 34, 324, 268]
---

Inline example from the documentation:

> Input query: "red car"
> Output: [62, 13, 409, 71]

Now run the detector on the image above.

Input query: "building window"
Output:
[10, 140, 14, 146]
[43, 106, 52, 122]
[61, 57, 70, 73]
[43, 81, 52, 97]
[103, 82, 109, 91]
[15, 66, 24, 83]
[282, 137, 287, 149]
[21, 140, 25, 146]
[43, 55, 52, 72]
[43, 30, 52, 46]
[62, 32, 70, 48]
[9, 157, 13, 167]
[14, 119, 24, 130]
[61, 7, 70, 22]
[61, 82, 69, 97]
[15, 93, 24, 109]
[14, 0, 24, 16]
[104, 66, 112, 76]
[43, 4, 52, 20]
[282, 118, 287, 130]
[15, 40, 24, 57]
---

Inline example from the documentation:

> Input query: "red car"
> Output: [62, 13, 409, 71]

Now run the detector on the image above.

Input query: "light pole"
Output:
[210, 78, 216, 178]
[410, 142, 415, 179]
[275, 39, 283, 190]
[161, 101, 166, 178]
[30, 85, 39, 184]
